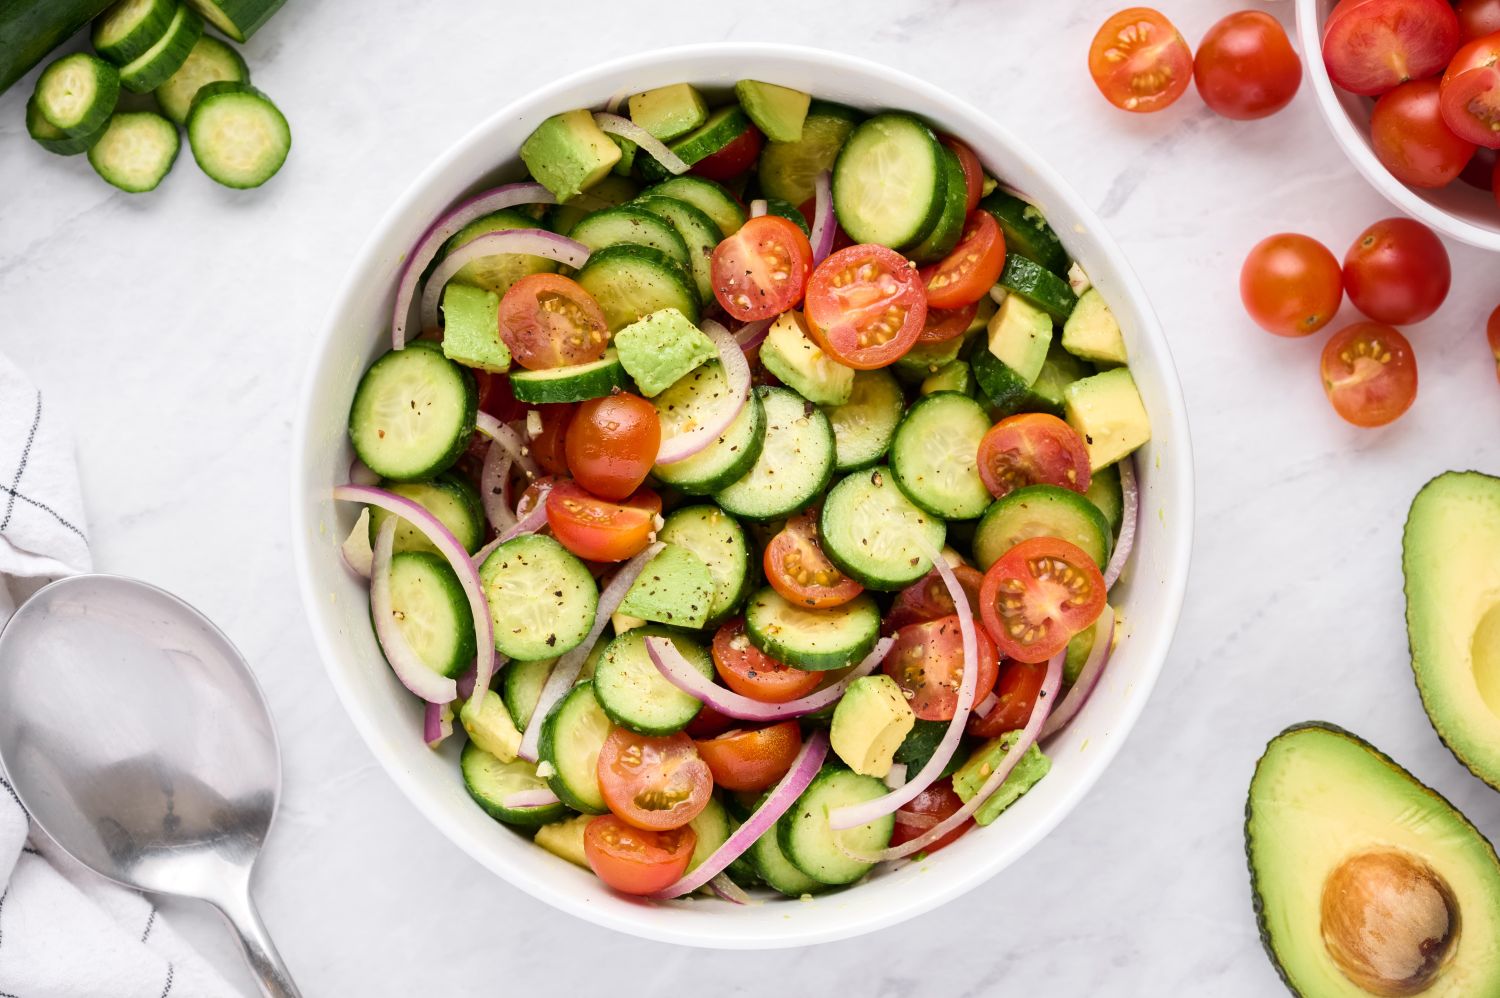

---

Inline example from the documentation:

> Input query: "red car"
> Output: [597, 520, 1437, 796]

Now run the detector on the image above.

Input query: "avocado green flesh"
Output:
[1246, 723, 1500, 997]
[1405, 471, 1500, 790]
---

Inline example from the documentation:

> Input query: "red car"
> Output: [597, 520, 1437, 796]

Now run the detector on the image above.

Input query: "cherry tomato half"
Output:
[939, 135, 985, 215]
[693, 721, 802, 793]
[529, 403, 576, 476]
[886, 564, 987, 633]
[968, 660, 1047, 739]
[1320, 322, 1418, 428]
[890, 778, 972, 854]
[1321, 0, 1460, 97]
[920, 212, 1007, 310]
[711, 618, 822, 704]
[979, 537, 1107, 663]
[1440, 33, 1500, 148]
[804, 244, 928, 370]
[1343, 218, 1451, 325]
[545, 481, 660, 562]
[584, 814, 696, 895]
[1459, 0, 1500, 41]
[1371, 79, 1478, 188]
[1088, 7, 1194, 113]
[763, 508, 863, 609]
[711, 215, 814, 322]
[497, 274, 609, 371]
[1488, 304, 1500, 383]
[977, 413, 1092, 500]
[564, 392, 660, 500]
[883, 614, 999, 722]
[597, 728, 713, 831]
[1193, 11, 1302, 120]
[1240, 233, 1344, 337]
[918, 302, 979, 345]
[691, 124, 764, 182]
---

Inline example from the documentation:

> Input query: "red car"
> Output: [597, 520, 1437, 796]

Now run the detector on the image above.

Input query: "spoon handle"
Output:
[211, 883, 302, 998]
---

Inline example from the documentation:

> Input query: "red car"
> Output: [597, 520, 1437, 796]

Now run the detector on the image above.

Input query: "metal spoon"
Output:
[0, 575, 301, 998]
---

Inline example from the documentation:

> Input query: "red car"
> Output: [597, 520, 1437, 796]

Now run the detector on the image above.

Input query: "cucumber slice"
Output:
[889, 391, 991, 519]
[823, 368, 904, 473]
[478, 534, 598, 660]
[906, 145, 968, 263]
[715, 387, 835, 522]
[972, 344, 1050, 419]
[819, 466, 947, 590]
[973, 484, 1112, 570]
[645, 176, 746, 238]
[639, 105, 753, 183]
[567, 206, 691, 270]
[657, 505, 751, 627]
[593, 626, 712, 735]
[744, 588, 881, 672]
[999, 255, 1078, 322]
[87, 111, 179, 193]
[348, 342, 477, 481]
[779, 766, 894, 885]
[832, 113, 945, 249]
[1086, 463, 1123, 531]
[548, 174, 640, 236]
[34, 52, 119, 137]
[758, 100, 862, 206]
[631, 194, 718, 301]
[119, 2, 201, 94]
[153, 35, 247, 125]
[687, 795, 731, 875]
[26, 97, 104, 156]
[382, 550, 477, 679]
[441, 208, 557, 297]
[575, 243, 699, 331]
[751, 811, 826, 897]
[980, 190, 1069, 275]
[503, 657, 555, 731]
[652, 366, 766, 494]
[763, 197, 811, 236]
[538, 681, 611, 814]
[186, 82, 290, 189]
[1029, 343, 1092, 417]
[183, 0, 283, 42]
[368, 473, 484, 556]
[92, 0, 175, 64]
[462, 743, 567, 827]
[509, 349, 629, 404]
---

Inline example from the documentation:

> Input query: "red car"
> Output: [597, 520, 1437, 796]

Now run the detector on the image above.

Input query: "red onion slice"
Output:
[349, 457, 380, 486]
[809, 171, 835, 265]
[418, 229, 590, 333]
[391, 182, 556, 350]
[655, 320, 751, 465]
[480, 442, 517, 534]
[828, 542, 980, 831]
[517, 541, 664, 761]
[647, 634, 892, 721]
[734, 317, 773, 351]
[709, 874, 750, 905]
[593, 113, 691, 176]
[974, 691, 998, 719]
[883, 763, 909, 790]
[476, 412, 542, 479]
[749, 199, 767, 218]
[1103, 457, 1139, 590]
[648, 730, 829, 899]
[340, 508, 373, 578]
[502, 787, 561, 809]
[1041, 611, 1115, 740]
[424, 700, 455, 748]
[334, 484, 496, 710]
[369, 518, 460, 703]
[472, 483, 552, 566]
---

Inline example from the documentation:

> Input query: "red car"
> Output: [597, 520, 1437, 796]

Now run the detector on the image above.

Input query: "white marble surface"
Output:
[5, 1, 1500, 994]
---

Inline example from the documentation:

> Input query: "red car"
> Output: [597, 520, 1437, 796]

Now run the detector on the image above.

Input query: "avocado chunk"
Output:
[612, 307, 717, 397]
[830, 675, 915, 779]
[440, 283, 510, 373]
[920, 359, 973, 397]
[988, 292, 1053, 386]
[460, 690, 522, 762]
[616, 543, 716, 629]
[1061, 288, 1127, 365]
[1063, 367, 1150, 472]
[952, 730, 1051, 825]
[733, 80, 811, 142]
[627, 83, 709, 142]
[533, 813, 592, 868]
[1246, 722, 1500, 997]
[1406, 471, 1500, 790]
[758, 310, 854, 405]
[520, 108, 621, 202]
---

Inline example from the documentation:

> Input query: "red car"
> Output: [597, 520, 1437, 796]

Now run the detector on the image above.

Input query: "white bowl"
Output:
[1296, 0, 1500, 252]
[291, 43, 1194, 949]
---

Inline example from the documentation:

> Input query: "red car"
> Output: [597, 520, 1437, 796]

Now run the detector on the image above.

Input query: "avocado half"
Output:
[1404, 471, 1500, 789]
[1246, 723, 1500, 996]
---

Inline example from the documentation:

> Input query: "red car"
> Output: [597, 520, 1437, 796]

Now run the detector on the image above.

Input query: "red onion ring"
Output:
[340, 508, 373, 578]
[709, 873, 750, 905]
[647, 634, 892, 721]
[592, 112, 691, 175]
[1103, 457, 1139, 590]
[501, 787, 561, 809]
[472, 483, 552, 566]
[476, 412, 541, 479]
[480, 442, 517, 534]
[369, 518, 460, 703]
[749, 199, 767, 218]
[734, 317, 773, 351]
[1041, 611, 1115, 740]
[391, 182, 556, 350]
[418, 228, 590, 332]
[424, 700, 455, 748]
[809, 171, 835, 265]
[655, 320, 751, 465]
[648, 730, 829, 899]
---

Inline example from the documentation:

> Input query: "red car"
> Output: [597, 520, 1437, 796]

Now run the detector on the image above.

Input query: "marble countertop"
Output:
[5, 1, 1500, 993]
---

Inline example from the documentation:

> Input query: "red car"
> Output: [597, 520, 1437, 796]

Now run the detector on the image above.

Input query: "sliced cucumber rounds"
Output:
[119, 2, 202, 94]
[832, 113, 946, 249]
[462, 743, 567, 827]
[974, 484, 1113, 570]
[187, 82, 291, 189]
[593, 626, 713, 735]
[155, 34, 248, 125]
[478, 534, 598, 661]
[715, 387, 835, 521]
[88, 111, 179, 193]
[384, 550, 477, 679]
[820, 466, 947, 590]
[34, 53, 119, 138]
[745, 587, 881, 671]
[93, 0, 178, 64]
[889, 392, 992, 520]
[652, 365, 766, 495]
[348, 343, 477, 481]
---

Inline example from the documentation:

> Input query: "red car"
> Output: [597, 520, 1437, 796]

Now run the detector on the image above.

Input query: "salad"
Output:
[332, 78, 1152, 901]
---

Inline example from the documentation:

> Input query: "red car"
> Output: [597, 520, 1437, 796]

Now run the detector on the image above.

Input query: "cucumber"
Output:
[639, 105, 754, 183]
[998, 255, 1078, 322]
[893, 719, 964, 779]
[972, 343, 1048, 419]
[548, 174, 639, 236]
[1029, 343, 1092, 417]
[645, 175, 746, 238]
[368, 474, 484, 556]
[575, 243, 699, 331]
[381, 550, 477, 679]
[905, 145, 968, 263]
[503, 657, 554, 731]
[348, 342, 477, 481]
[118, 2, 201, 93]
[832, 113, 946, 249]
[567, 206, 691, 270]
[658, 505, 751, 627]
[186, 82, 290, 189]
[26, 97, 104, 156]
[715, 387, 835, 522]
[0, 0, 114, 96]
[744, 587, 881, 672]
[687, 795, 731, 876]
[819, 467, 947, 590]
[462, 743, 567, 827]
[751, 812, 826, 897]
[822, 368, 904, 473]
[593, 626, 712, 735]
[763, 197, 810, 236]
[889, 391, 991, 520]
[779, 766, 894, 885]
[980, 189, 1069, 275]
[153, 34, 246, 125]
[631, 194, 719, 301]
[1086, 463, 1123, 531]
[33, 52, 118, 137]
[757, 100, 862, 206]
[509, 349, 629, 404]
[652, 366, 766, 494]
[87, 111, 179, 193]
[478, 534, 597, 661]
[92, 0, 175, 64]
[441, 208, 557, 297]
[183, 0, 283, 41]
[973, 484, 1113, 571]
[537, 681, 611, 814]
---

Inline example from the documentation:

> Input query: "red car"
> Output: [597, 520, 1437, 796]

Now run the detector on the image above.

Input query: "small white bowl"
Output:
[291, 43, 1194, 949]
[1296, 0, 1500, 251]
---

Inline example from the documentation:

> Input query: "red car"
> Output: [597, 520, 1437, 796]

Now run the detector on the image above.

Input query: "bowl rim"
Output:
[1294, 0, 1500, 253]
[291, 41, 1195, 949]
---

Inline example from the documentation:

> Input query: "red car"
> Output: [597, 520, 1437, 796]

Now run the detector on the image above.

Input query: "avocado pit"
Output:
[1320, 849, 1459, 996]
